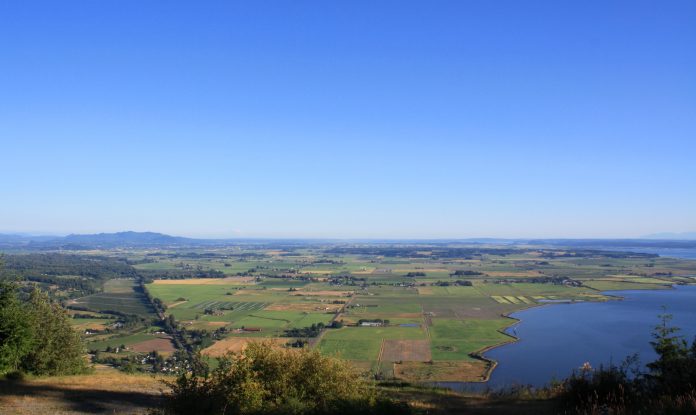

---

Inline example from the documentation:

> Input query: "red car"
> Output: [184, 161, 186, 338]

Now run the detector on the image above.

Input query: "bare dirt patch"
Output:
[73, 322, 109, 331]
[381, 340, 432, 362]
[299, 270, 334, 275]
[202, 337, 286, 357]
[394, 360, 489, 382]
[130, 336, 176, 354]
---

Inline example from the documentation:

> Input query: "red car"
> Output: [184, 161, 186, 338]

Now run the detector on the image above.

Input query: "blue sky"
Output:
[1, 1, 694, 238]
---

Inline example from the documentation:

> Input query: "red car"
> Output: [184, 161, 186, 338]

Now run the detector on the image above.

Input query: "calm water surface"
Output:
[432, 285, 696, 392]
[485, 285, 696, 388]
[601, 247, 696, 260]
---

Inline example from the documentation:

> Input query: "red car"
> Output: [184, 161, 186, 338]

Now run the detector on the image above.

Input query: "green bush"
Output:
[0, 282, 88, 376]
[161, 342, 411, 415]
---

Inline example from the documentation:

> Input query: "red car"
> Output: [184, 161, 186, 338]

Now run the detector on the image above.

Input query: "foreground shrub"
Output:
[161, 341, 410, 415]
[0, 282, 88, 376]
[556, 312, 696, 414]
[556, 361, 636, 412]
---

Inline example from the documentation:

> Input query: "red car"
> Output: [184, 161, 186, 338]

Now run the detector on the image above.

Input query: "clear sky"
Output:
[1, 1, 694, 239]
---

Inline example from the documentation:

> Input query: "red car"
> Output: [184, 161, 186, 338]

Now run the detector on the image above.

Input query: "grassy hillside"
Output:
[0, 369, 556, 415]
[0, 367, 165, 414]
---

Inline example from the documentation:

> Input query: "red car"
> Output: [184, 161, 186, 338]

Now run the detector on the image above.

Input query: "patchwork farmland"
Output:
[63, 243, 695, 382]
[70, 279, 154, 315]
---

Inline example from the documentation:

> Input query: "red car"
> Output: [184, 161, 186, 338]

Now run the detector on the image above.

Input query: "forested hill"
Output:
[0, 231, 199, 249]
[60, 231, 194, 247]
[0, 253, 139, 296]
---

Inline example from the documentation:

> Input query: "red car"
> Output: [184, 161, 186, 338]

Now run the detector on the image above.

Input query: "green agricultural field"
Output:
[70, 279, 154, 315]
[429, 319, 513, 360]
[319, 326, 428, 361]
[107, 244, 696, 382]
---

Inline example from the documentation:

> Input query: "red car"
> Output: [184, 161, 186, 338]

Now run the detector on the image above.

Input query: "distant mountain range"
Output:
[0, 231, 695, 250]
[61, 231, 195, 246]
[0, 231, 200, 249]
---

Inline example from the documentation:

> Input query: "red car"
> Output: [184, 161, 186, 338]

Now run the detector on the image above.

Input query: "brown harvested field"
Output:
[152, 277, 255, 285]
[129, 336, 176, 354]
[0, 367, 166, 414]
[72, 322, 109, 331]
[394, 360, 490, 382]
[417, 287, 434, 295]
[381, 340, 431, 362]
[265, 302, 341, 312]
[202, 337, 286, 357]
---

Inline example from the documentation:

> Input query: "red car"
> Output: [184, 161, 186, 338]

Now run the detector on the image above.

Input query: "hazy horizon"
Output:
[2, 229, 696, 241]
[2, 1, 694, 239]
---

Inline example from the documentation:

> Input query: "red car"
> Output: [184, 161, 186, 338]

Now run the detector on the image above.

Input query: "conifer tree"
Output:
[0, 282, 34, 373]
[20, 287, 88, 375]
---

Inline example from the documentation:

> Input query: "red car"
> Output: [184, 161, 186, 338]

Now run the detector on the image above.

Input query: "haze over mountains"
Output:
[642, 232, 696, 240]
[1, 231, 696, 250]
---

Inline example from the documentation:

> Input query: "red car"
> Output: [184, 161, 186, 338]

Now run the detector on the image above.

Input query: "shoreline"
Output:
[465, 283, 681, 385]
[471, 302, 541, 383]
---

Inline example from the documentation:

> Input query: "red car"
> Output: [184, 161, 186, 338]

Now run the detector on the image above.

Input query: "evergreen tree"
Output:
[0, 282, 34, 373]
[647, 310, 691, 394]
[20, 287, 88, 375]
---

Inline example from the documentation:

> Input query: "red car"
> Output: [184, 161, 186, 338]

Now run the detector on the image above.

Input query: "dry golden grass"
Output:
[201, 337, 287, 357]
[394, 360, 489, 382]
[71, 322, 108, 331]
[130, 337, 176, 354]
[0, 367, 167, 414]
[381, 339, 432, 362]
